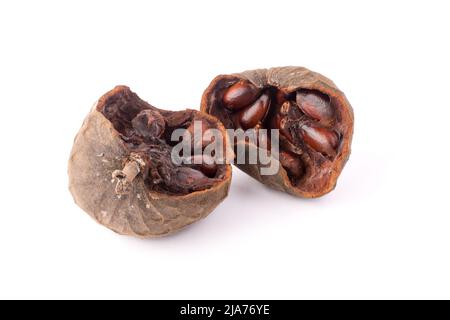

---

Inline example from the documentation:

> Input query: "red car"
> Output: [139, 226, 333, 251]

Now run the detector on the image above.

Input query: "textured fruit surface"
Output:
[69, 86, 232, 237]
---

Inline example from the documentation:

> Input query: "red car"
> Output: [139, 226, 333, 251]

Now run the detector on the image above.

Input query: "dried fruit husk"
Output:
[201, 67, 354, 198]
[69, 86, 232, 237]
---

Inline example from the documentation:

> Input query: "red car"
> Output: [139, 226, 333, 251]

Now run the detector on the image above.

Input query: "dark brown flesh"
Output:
[97, 88, 226, 195]
[207, 80, 341, 188]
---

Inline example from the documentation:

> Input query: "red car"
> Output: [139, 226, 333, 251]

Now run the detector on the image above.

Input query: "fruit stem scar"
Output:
[112, 153, 145, 195]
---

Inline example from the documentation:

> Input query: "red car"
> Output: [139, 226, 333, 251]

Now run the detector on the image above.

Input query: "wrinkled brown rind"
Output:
[201, 66, 353, 198]
[69, 86, 232, 238]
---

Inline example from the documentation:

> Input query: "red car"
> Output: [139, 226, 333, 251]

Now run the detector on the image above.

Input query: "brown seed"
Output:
[296, 90, 334, 123]
[301, 125, 339, 156]
[171, 167, 218, 193]
[223, 80, 260, 111]
[279, 151, 303, 177]
[132, 109, 166, 139]
[239, 93, 270, 129]
[188, 155, 218, 177]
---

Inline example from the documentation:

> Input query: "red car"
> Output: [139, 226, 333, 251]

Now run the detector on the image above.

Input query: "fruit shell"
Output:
[201, 66, 354, 198]
[69, 88, 232, 238]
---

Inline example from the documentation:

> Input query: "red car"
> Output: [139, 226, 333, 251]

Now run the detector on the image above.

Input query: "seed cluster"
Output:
[220, 80, 340, 180]
[201, 67, 353, 198]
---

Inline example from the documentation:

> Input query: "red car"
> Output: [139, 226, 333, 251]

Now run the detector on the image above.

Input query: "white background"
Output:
[1, 0, 449, 299]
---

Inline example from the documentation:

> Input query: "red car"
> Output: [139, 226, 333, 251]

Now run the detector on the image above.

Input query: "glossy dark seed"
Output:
[301, 125, 339, 156]
[296, 90, 334, 123]
[239, 93, 270, 129]
[223, 80, 260, 111]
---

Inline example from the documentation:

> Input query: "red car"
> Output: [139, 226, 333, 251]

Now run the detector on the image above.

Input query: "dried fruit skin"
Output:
[201, 66, 354, 198]
[68, 86, 233, 238]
